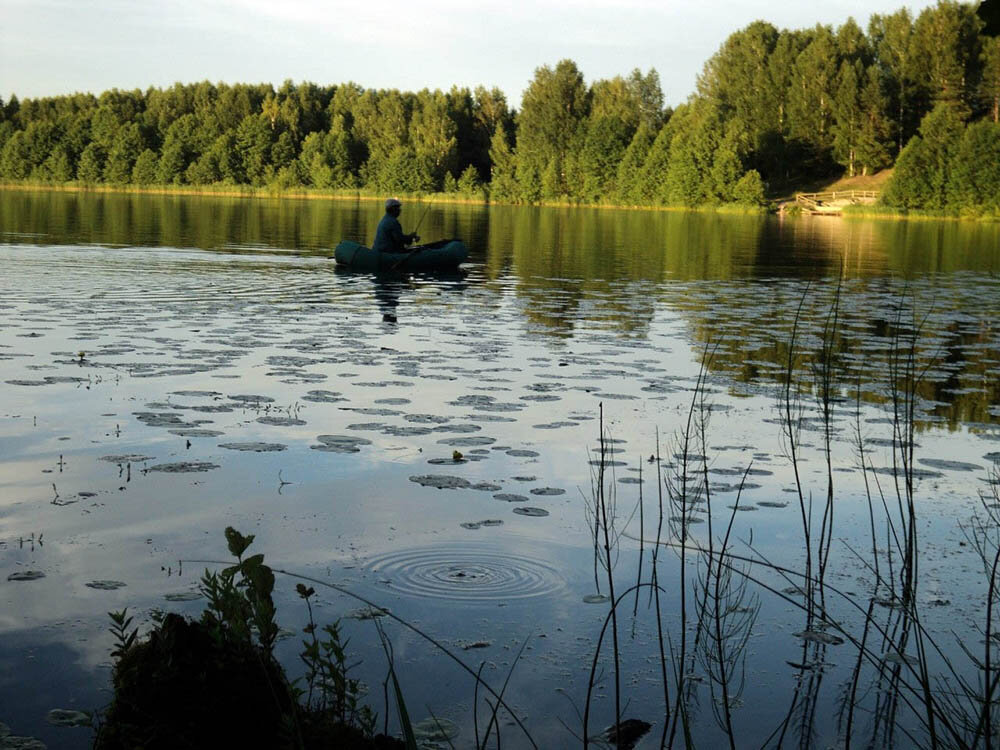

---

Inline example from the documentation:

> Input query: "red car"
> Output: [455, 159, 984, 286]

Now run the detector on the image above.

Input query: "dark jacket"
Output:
[373, 214, 408, 252]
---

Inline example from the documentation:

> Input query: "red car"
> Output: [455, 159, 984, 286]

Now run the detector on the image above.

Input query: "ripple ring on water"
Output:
[365, 544, 565, 602]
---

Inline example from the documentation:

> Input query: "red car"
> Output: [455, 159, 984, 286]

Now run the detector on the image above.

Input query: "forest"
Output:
[0, 0, 998, 212]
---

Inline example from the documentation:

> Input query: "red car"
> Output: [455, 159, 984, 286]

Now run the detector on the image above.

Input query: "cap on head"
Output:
[385, 198, 402, 210]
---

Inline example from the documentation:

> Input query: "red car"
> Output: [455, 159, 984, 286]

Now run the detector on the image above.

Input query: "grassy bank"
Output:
[0, 179, 767, 214]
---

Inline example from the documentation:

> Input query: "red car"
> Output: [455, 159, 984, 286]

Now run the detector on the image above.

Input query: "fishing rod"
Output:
[410, 203, 431, 243]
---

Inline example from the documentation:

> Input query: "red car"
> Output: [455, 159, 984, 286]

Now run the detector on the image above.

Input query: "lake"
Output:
[2, 189, 1000, 749]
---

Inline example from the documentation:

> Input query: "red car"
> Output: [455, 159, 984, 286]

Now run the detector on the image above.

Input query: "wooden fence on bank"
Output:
[795, 190, 880, 214]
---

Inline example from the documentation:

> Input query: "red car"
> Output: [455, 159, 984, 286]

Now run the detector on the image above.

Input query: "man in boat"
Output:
[372, 198, 419, 253]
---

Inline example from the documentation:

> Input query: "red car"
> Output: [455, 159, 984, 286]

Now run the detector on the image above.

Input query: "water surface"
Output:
[2, 190, 999, 748]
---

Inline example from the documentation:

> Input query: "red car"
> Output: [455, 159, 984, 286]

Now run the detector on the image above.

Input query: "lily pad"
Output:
[85, 580, 126, 590]
[7, 570, 45, 581]
[301, 390, 348, 403]
[494, 493, 528, 503]
[583, 594, 611, 604]
[413, 717, 459, 742]
[513, 507, 550, 517]
[256, 416, 307, 427]
[382, 425, 433, 437]
[146, 461, 220, 473]
[917, 458, 984, 472]
[218, 442, 287, 452]
[437, 436, 496, 447]
[470, 481, 502, 492]
[345, 606, 389, 620]
[530, 487, 565, 496]
[228, 394, 275, 404]
[405, 414, 451, 424]
[46, 708, 92, 727]
[409, 475, 473, 490]
[794, 630, 844, 646]
[99, 454, 154, 463]
[164, 591, 202, 602]
[506, 449, 540, 457]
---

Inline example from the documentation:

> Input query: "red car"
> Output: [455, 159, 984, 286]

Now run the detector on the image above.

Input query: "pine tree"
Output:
[947, 119, 1000, 209]
[615, 122, 654, 204]
[487, 123, 518, 202]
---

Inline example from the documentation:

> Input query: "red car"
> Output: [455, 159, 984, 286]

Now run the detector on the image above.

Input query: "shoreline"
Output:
[4, 180, 997, 222]
[0, 181, 766, 215]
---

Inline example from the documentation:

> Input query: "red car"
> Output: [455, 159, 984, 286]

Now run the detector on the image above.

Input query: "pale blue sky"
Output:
[1, 0, 939, 108]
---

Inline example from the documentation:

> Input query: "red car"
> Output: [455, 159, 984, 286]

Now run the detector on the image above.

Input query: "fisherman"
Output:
[372, 197, 419, 253]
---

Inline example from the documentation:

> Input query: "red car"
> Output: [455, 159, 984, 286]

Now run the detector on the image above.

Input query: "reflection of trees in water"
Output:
[4, 192, 998, 424]
[677, 280, 1000, 430]
[483, 206, 769, 337]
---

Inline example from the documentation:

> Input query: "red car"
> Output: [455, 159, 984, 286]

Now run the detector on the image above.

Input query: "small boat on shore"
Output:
[334, 239, 468, 272]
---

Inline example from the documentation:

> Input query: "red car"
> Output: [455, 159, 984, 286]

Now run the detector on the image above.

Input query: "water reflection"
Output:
[3, 189, 1000, 747]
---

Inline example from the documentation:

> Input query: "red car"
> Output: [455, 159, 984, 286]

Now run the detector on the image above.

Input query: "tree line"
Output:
[0, 1, 998, 211]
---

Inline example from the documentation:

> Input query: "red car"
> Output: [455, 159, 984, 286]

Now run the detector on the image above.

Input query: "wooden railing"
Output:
[796, 190, 879, 211]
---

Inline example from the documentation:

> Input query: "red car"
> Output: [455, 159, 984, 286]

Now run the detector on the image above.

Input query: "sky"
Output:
[1, 0, 941, 109]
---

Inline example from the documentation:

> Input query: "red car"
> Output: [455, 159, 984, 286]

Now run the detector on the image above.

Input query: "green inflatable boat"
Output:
[334, 239, 468, 272]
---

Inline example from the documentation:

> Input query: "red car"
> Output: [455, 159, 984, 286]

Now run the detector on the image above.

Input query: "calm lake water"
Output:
[2, 189, 1000, 748]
